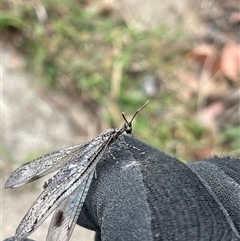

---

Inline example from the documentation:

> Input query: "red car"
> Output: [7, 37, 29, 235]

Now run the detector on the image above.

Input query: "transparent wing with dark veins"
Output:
[14, 132, 113, 241]
[5, 101, 149, 241]
[5, 142, 89, 188]
[46, 169, 95, 241]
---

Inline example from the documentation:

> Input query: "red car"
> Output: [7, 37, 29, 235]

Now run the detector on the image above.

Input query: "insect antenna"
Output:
[129, 100, 149, 124]
[122, 100, 149, 134]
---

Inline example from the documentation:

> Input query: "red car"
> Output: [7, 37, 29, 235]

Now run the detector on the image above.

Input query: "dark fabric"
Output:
[78, 135, 240, 241]
[4, 135, 240, 241]
[189, 157, 240, 236]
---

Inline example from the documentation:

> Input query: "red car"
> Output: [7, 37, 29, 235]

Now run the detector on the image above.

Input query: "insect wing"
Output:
[5, 142, 89, 189]
[46, 169, 94, 241]
[14, 134, 112, 241]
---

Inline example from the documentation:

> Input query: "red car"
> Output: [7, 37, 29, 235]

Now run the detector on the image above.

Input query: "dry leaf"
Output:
[221, 42, 240, 81]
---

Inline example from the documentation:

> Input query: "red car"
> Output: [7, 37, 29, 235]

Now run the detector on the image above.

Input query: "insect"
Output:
[5, 100, 149, 241]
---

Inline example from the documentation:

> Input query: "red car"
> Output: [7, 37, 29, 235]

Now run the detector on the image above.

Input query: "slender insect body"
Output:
[15, 135, 112, 240]
[5, 100, 149, 241]
[14, 126, 120, 240]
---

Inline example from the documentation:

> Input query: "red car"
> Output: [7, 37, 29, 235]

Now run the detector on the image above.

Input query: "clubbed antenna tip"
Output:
[129, 100, 149, 124]
[121, 100, 149, 125]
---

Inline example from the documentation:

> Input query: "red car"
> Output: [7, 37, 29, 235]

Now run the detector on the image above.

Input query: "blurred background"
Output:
[1, 0, 239, 240]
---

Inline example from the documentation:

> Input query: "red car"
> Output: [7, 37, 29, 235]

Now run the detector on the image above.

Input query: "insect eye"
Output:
[124, 123, 132, 134]
[126, 128, 132, 134]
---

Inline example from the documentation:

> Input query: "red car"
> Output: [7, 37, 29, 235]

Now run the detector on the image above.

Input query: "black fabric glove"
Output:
[4, 135, 240, 241]
[78, 135, 240, 241]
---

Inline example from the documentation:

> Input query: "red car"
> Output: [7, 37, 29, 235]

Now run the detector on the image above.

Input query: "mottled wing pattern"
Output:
[5, 142, 90, 188]
[14, 132, 113, 241]
[46, 169, 95, 241]
[5, 101, 149, 241]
